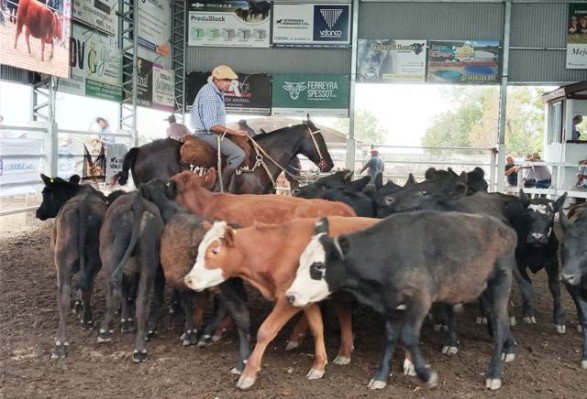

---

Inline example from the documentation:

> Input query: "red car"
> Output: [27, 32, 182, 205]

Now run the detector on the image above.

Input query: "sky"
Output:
[0, 80, 453, 147]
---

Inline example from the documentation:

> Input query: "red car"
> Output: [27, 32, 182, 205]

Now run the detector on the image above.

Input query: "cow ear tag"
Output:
[50, 178, 54, 183]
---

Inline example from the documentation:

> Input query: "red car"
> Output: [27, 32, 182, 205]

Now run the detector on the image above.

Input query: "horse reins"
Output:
[217, 126, 324, 190]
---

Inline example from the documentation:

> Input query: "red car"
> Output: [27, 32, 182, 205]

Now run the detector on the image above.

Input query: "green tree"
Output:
[334, 109, 386, 144]
[422, 86, 545, 156]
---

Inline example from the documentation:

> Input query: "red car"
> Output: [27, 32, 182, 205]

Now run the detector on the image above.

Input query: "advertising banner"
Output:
[1, 0, 72, 78]
[427, 40, 500, 84]
[567, 3, 587, 69]
[357, 39, 427, 83]
[132, 58, 154, 107]
[137, 0, 171, 57]
[72, 0, 117, 36]
[187, 0, 271, 48]
[0, 139, 43, 196]
[272, 2, 351, 48]
[59, 24, 123, 102]
[185, 72, 271, 115]
[271, 74, 350, 117]
[152, 65, 175, 112]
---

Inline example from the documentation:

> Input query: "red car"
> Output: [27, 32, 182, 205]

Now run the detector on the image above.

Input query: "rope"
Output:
[217, 132, 227, 193]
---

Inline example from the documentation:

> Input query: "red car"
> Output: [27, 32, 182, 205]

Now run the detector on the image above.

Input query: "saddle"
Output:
[179, 135, 254, 170]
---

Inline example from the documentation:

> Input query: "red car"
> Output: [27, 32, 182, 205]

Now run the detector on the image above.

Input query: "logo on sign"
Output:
[314, 5, 348, 42]
[282, 81, 307, 100]
[320, 9, 342, 30]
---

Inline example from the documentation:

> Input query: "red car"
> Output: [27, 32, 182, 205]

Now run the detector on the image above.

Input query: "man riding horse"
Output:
[190, 65, 249, 193]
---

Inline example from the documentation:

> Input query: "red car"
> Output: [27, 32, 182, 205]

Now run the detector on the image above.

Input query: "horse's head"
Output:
[300, 119, 334, 172]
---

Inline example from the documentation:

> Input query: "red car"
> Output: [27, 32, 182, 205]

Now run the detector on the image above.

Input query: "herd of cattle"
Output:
[33, 165, 587, 392]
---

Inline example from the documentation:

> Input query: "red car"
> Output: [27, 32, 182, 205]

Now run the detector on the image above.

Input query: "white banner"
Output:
[138, 0, 172, 57]
[0, 139, 43, 195]
[357, 39, 427, 82]
[187, 1, 271, 48]
[152, 65, 175, 112]
[72, 0, 117, 36]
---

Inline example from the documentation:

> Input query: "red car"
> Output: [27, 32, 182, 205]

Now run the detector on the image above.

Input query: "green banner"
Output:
[86, 80, 123, 102]
[271, 74, 350, 117]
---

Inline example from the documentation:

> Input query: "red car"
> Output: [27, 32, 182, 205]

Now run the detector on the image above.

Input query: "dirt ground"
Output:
[0, 211, 585, 399]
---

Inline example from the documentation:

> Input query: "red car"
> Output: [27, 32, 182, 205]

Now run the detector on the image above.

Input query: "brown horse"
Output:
[111, 119, 334, 194]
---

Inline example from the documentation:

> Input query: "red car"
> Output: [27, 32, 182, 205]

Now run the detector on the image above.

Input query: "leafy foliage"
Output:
[334, 109, 387, 145]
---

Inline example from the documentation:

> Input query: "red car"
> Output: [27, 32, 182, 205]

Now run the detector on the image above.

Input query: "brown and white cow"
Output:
[184, 216, 379, 390]
[14, 0, 63, 62]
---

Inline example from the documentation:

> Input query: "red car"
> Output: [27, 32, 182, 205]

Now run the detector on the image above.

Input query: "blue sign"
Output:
[313, 5, 350, 43]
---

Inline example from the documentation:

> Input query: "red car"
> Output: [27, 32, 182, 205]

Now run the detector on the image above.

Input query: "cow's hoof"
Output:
[236, 375, 256, 390]
[121, 319, 133, 333]
[97, 330, 113, 343]
[501, 353, 515, 363]
[285, 340, 300, 351]
[403, 358, 416, 376]
[306, 367, 324, 380]
[581, 359, 587, 369]
[181, 330, 198, 346]
[476, 317, 488, 325]
[132, 349, 147, 363]
[522, 316, 536, 324]
[425, 371, 439, 388]
[51, 342, 68, 359]
[332, 355, 351, 365]
[555, 325, 566, 334]
[146, 330, 158, 340]
[510, 317, 517, 326]
[441, 345, 458, 355]
[433, 324, 448, 332]
[197, 334, 212, 347]
[485, 378, 502, 390]
[72, 300, 83, 315]
[367, 379, 386, 390]
[80, 319, 94, 329]
[230, 367, 242, 375]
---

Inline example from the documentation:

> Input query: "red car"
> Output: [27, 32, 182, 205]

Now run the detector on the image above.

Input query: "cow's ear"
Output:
[424, 168, 437, 180]
[314, 217, 329, 235]
[343, 170, 354, 182]
[559, 209, 572, 232]
[519, 189, 530, 208]
[333, 235, 351, 259]
[202, 220, 213, 231]
[453, 182, 468, 198]
[405, 173, 416, 185]
[553, 192, 568, 212]
[40, 174, 52, 185]
[69, 175, 81, 185]
[458, 171, 468, 183]
[224, 226, 237, 247]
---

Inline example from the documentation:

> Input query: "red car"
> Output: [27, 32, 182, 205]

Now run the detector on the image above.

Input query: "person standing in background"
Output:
[165, 114, 191, 141]
[96, 117, 115, 145]
[360, 148, 385, 181]
[504, 155, 519, 187]
[572, 115, 583, 140]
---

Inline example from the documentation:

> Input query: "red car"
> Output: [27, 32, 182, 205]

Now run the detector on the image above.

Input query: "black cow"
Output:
[425, 167, 488, 195]
[247, 0, 270, 20]
[36, 174, 107, 358]
[513, 191, 567, 331]
[138, 179, 251, 372]
[558, 204, 587, 369]
[287, 213, 517, 390]
[97, 191, 164, 363]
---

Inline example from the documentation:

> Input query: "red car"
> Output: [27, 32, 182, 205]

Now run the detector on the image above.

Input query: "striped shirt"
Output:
[190, 82, 225, 132]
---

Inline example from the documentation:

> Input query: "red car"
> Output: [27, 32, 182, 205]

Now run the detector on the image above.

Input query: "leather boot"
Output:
[220, 165, 237, 193]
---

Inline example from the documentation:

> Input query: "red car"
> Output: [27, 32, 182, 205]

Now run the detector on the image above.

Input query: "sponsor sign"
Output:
[1, 0, 72, 78]
[152, 65, 175, 112]
[0, 139, 43, 196]
[187, 0, 271, 48]
[427, 40, 500, 84]
[271, 74, 349, 117]
[138, 0, 172, 57]
[132, 57, 154, 107]
[272, 2, 351, 47]
[567, 3, 587, 69]
[357, 39, 427, 83]
[59, 24, 123, 101]
[185, 72, 271, 115]
[72, 0, 117, 35]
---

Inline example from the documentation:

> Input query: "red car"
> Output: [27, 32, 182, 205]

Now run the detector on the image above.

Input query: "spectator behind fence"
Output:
[165, 114, 191, 141]
[360, 148, 385, 181]
[571, 115, 583, 141]
[96, 117, 115, 145]
[531, 153, 552, 189]
[504, 155, 519, 187]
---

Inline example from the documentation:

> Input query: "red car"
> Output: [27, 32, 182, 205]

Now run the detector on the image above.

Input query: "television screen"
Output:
[1, 0, 71, 78]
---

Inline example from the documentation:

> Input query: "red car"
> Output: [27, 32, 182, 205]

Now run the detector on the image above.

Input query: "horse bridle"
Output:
[305, 125, 327, 172]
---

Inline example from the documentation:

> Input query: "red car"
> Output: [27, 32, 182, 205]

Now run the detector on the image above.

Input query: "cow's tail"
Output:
[77, 200, 89, 278]
[113, 147, 139, 186]
[112, 194, 143, 278]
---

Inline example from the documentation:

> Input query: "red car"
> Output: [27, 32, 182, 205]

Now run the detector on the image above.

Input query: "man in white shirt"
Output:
[165, 115, 191, 141]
